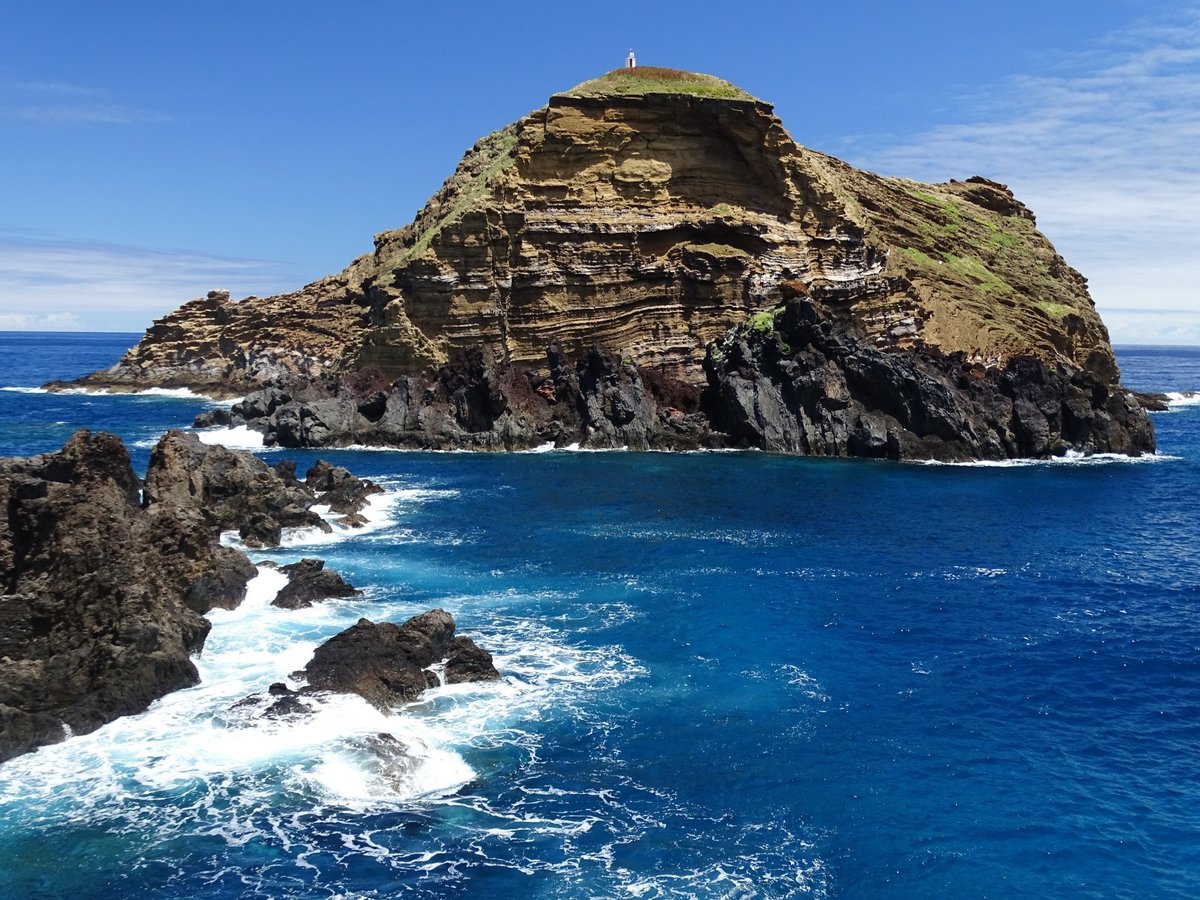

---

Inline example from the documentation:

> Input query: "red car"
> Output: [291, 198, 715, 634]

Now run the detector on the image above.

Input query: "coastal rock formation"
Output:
[208, 316, 1154, 459]
[214, 343, 711, 451]
[234, 609, 500, 719]
[301, 610, 500, 709]
[701, 298, 1156, 459]
[304, 459, 384, 522]
[0, 430, 381, 763]
[0, 432, 216, 762]
[271, 558, 361, 609]
[144, 430, 380, 546]
[66, 67, 1154, 459]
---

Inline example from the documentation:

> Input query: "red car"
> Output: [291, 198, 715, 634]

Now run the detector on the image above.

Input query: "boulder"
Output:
[144, 430, 332, 547]
[304, 460, 383, 516]
[301, 610, 500, 709]
[271, 558, 361, 609]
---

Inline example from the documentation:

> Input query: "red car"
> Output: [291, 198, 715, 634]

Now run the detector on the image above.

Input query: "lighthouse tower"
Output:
[627, 49, 637, 69]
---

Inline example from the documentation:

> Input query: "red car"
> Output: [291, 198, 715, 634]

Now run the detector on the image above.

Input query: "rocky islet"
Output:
[60, 67, 1154, 460]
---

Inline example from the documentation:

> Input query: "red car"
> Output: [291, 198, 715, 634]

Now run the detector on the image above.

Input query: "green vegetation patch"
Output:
[1036, 300, 1074, 319]
[901, 246, 1008, 293]
[688, 242, 750, 260]
[739, 305, 786, 336]
[906, 188, 964, 237]
[747, 309, 778, 332]
[562, 67, 756, 101]
[394, 129, 518, 265]
[986, 224, 1019, 250]
[941, 253, 1009, 293]
[901, 247, 938, 267]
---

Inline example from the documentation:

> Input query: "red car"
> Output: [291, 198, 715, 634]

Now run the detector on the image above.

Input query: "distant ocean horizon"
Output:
[1, 333, 1198, 898]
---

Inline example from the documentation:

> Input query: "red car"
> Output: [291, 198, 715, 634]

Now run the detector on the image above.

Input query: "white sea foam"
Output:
[219, 486, 415, 552]
[195, 425, 267, 449]
[3, 385, 244, 407]
[124, 386, 219, 401]
[0, 569, 486, 814]
[26, 385, 224, 401]
[0, 558, 645, 833]
[562, 442, 628, 452]
[1164, 390, 1200, 409]
[916, 450, 1179, 467]
[335, 441, 635, 454]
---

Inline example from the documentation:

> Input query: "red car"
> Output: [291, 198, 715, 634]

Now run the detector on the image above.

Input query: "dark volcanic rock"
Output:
[700, 299, 1156, 461]
[301, 610, 500, 709]
[143, 430, 385, 547]
[271, 558, 362, 609]
[140, 502, 257, 614]
[218, 318, 1155, 461]
[224, 345, 716, 452]
[0, 432, 214, 763]
[263, 682, 315, 718]
[305, 460, 384, 517]
[0, 429, 384, 763]
[192, 407, 232, 428]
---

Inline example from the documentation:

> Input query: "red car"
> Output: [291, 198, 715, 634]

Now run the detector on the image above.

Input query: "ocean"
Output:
[0, 333, 1198, 899]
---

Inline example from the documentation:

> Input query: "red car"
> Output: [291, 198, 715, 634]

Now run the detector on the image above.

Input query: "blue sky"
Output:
[1, 0, 1197, 344]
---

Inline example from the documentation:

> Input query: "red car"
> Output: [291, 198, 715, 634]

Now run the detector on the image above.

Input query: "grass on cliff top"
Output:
[562, 67, 757, 101]
[389, 128, 518, 266]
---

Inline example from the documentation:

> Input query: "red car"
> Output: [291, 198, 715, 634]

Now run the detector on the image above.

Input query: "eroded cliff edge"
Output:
[64, 68, 1155, 460]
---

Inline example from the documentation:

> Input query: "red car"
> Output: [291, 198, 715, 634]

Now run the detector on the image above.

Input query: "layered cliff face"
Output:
[68, 67, 1151, 459]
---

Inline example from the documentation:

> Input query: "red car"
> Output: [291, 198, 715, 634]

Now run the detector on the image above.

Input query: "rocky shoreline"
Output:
[0, 430, 498, 764]
[177, 297, 1155, 462]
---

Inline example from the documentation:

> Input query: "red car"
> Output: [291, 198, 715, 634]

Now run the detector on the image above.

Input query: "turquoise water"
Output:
[0, 334, 1198, 898]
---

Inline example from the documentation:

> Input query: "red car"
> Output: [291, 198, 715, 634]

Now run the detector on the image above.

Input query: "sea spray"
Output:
[196, 424, 268, 449]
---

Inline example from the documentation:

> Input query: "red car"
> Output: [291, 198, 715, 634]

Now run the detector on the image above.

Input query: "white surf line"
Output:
[916, 450, 1179, 467]
[1163, 390, 1200, 409]
[219, 485, 411, 552]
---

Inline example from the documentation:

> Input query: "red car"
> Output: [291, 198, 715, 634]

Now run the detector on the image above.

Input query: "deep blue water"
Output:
[1, 333, 1198, 899]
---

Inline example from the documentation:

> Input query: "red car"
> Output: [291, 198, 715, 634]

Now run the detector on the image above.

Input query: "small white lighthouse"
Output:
[627, 49, 637, 69]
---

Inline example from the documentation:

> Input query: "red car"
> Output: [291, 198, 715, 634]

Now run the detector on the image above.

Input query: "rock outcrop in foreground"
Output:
[0, 431, 381, 763]
[65, 67, 1154, 460]
[0, 432, 227, 761]
[241, 610, 500, 719]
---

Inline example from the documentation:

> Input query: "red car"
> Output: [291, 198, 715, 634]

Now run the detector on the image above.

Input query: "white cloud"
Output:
[0, 81, 167, 125]
[1103, 307, 1200, 347]
[0, 235, 302, 331]
[845, 8, 1200, 345]
[0, 311, 82, 331]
